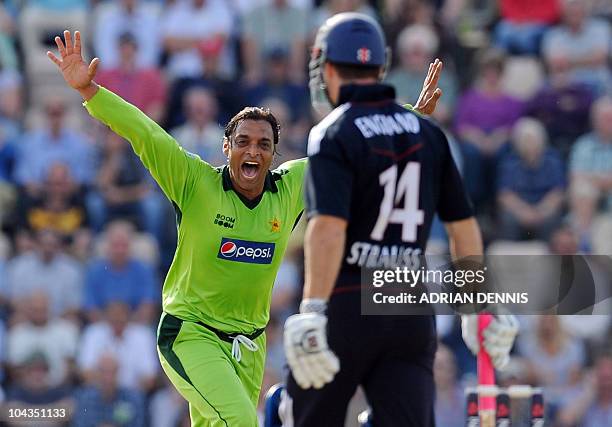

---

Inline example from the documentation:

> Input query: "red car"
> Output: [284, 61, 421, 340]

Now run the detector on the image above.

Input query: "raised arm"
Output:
[47, 30, 201, 208]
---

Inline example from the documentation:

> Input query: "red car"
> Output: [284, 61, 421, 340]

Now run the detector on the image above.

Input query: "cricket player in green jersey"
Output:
[48, 30, 441, 426]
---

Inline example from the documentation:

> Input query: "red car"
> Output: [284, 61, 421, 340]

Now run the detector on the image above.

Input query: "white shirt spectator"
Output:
[94, 0, 161, 69]
[542, 18, 611, 91]
[7, 318, 78, 386]
[149, 386, 187, 427]
[161, 0, 233, 78]
[232, 0, 312, 14]
[4, 253, 83, 317]
[171, 123, 224, 166]
[78, 322, 158, 390]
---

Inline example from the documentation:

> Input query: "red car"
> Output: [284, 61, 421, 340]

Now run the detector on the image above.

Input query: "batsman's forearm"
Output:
[303, 216, 347, 301]
[446, 217, 483, 260]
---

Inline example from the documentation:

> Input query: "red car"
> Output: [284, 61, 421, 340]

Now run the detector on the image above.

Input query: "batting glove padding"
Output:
[461, 314, 519, 370]
[283, 313, 340, 389]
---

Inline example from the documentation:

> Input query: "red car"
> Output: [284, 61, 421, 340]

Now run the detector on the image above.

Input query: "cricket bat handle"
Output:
[478, 313, 495, 427]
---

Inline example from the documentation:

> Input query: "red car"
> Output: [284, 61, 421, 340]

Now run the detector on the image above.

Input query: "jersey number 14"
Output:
[370, 162, 424, 243]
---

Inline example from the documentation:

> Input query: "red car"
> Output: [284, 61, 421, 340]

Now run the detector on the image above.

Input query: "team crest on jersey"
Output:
[356, 47, 371, 64]
[269, 217, 281, 232]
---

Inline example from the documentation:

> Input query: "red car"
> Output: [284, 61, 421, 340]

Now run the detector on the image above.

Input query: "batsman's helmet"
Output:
[309, 12, 390, 114]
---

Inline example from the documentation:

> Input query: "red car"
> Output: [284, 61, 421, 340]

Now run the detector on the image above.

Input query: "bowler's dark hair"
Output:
[224, 107, 280, 147]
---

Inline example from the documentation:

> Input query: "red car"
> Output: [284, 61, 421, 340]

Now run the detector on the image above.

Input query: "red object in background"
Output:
[198, 35, 225, 58]
[478, 314, 496, 415]
[500, 0, 561, 24]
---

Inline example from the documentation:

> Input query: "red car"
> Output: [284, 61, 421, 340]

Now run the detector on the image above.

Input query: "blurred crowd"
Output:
[0, 0, 611, 426]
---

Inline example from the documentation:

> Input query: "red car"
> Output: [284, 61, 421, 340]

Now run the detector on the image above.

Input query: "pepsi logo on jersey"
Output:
[217, 237, 275, 264]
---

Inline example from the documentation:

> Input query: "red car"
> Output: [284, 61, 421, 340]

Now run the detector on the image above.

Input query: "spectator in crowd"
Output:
[7, 292, 78, 387]
[590, 0, 612, 20]
[564, 349, 612, 427]
[72, 353, 145, 427]
[15, 163, 88, 246]
[169, 87, 224, 165]
[241, 0, 308, 85]
[386, 24, 457, 125]
[494, 0, 561, 55]
[245, 47, 310, 125]
[78, 301, 158, 393]
[261, 97, 307, 162]
[542, 0, 611, 95]
[88, 131, 163, 239]
[84, 221, 157, 324]
[455, 49, 524, 206]
[311, 0, 376, 36]
[526, 61, 595, 155]
[165, 47, 244, 129]
[549, 223, 580, 255]
[518, 315, 586, 411]
[0, 3, 18, 72]
[149, 376, 188, 427]
[264, 316, 286, 373]
[497, 118, 565, 241]
[382, 0, 442, 62]
[160, 0, 233, 79]
[0, 114, 17, 225]
[14, 95, 93, 197]
[0, 67, 22, 125]
[93, 0, 160, 70]
[5, 351, 74, 426]
[569, 97, 612, 246]
[4, 229, 83, 320]
[434, 344, 464, 427]
[96, 32, 167, 123]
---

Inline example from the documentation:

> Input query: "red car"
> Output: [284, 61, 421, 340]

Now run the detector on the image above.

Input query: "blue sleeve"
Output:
[496, 155, 515, 192]
[83, 263, 103, 310]
[140, 263, 159, 304]
[132, 392, 146, 427]
[13, 139, 36, 185]
[550, 150, 566, 189]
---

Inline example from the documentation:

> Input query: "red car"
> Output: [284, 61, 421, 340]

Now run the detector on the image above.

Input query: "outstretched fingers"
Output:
[88, 57, 100, 79]
[47, 51, 62, 67]
[55, 36, 67, 58]
[64, 30, 73, 55]
[74, 30, 82, 56]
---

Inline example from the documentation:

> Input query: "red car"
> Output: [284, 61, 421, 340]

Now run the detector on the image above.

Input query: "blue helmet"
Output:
[309, 12, 390, 114]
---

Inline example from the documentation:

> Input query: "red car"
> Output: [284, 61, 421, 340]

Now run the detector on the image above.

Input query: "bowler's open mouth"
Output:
[241, 161, 260, 180]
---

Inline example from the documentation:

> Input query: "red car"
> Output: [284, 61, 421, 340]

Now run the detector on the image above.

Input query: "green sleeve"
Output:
[403, 103, 424, 118]
[84, 86, 201, 207]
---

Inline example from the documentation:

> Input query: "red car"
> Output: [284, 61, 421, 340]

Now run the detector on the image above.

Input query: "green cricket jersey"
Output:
[85, 87, 306, 334]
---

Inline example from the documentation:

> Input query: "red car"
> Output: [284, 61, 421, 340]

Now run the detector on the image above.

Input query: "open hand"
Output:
[414, 58, 443, 116]
[47, 30, 100, 91]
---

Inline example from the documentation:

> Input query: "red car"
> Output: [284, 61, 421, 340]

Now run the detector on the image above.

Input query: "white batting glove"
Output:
[461, 314, 519, 370]
[283, 312, 340, 389]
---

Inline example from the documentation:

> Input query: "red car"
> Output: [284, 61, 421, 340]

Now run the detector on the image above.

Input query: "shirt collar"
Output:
[337, 83, 396, 105]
